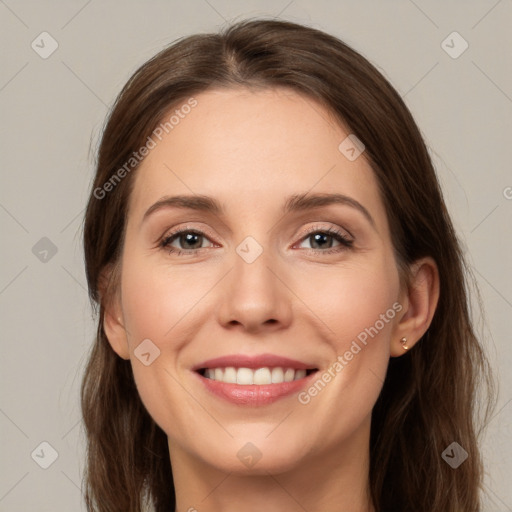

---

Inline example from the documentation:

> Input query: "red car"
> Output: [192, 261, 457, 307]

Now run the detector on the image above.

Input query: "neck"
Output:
[168, 416, 375, 512]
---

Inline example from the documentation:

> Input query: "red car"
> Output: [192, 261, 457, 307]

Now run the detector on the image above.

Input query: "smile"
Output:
[199, 366, 316, 385]
[192, 353, 319, 406]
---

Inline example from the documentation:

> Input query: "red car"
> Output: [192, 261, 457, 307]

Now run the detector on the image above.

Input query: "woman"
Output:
[81, 19, 496, 512]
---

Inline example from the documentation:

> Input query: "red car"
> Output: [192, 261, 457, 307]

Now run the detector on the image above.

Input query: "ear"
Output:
[100, 264, 130, 360]
[390, 257, 440, 357]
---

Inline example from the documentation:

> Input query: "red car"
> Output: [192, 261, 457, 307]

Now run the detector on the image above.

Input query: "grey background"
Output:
[0, 1, 511, 510]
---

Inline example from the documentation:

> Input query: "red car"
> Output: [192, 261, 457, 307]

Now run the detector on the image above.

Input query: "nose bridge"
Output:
[216, 234, 292, 331]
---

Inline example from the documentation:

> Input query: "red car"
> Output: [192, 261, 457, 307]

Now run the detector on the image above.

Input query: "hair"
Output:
[81, 18, 496, 512]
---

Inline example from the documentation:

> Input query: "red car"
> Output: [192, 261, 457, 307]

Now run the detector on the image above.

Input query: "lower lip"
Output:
[194, 371, 318, 406]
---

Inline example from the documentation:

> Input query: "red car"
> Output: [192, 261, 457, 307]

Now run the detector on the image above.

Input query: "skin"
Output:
[103, 87, 440, 512]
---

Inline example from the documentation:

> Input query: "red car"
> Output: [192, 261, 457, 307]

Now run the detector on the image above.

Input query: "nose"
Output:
[216, 244, 293, 334]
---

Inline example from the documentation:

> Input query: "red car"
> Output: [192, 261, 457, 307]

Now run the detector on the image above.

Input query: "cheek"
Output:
[120, 255, 206, 344]
[295, 254, 400, 351]
[295, 257, 400, 417]
[117, 260, 195, 438]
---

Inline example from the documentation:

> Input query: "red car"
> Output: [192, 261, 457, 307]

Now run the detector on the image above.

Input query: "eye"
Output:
[159, 224, 354, 257]
[160, 228, 216, 255]
[295, 226, 354, 254]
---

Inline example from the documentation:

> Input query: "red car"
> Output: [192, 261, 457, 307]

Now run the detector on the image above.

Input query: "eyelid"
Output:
[160, 222, 352, 245]
[159, 223, 219, 245]
[294, 222, 354, 243]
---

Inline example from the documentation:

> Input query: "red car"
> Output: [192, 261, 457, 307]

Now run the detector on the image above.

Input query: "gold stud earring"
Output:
[400, 337, 409, 350]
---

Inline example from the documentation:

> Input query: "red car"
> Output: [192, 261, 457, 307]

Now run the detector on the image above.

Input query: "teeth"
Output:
[223, 367, 237, 383]
[237, 368, 253, 385]
[271, 367, 284, 383]
[202, 367, 311, 385]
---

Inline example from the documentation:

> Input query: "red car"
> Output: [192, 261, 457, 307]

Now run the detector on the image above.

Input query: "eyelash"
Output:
[159, 225, 354, 256]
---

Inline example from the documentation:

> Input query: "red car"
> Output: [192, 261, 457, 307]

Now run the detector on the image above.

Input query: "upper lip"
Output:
[192, 353, 318, 371]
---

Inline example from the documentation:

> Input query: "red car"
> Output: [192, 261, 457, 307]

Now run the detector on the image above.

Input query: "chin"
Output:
[200, 437, 309, 476]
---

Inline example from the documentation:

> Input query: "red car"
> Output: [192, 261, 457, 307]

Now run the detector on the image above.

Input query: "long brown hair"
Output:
[81, 19, 496, 511]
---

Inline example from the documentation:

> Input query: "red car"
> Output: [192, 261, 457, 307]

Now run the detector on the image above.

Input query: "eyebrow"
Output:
[143, 192, 376, 229]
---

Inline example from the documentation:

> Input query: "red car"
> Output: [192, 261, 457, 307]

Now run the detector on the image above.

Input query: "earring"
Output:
[400, 337, 409, 350]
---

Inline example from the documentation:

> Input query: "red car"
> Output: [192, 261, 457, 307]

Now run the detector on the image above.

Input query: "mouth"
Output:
[197, 366, 318, 385]
[191, 354, 319, 406]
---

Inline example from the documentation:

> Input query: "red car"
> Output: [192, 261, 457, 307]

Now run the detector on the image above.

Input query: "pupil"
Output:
[181, 233, 201, 249]
[311, 233, 332, 249]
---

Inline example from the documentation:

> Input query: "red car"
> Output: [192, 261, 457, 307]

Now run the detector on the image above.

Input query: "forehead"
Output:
[128, 87, 387, 231]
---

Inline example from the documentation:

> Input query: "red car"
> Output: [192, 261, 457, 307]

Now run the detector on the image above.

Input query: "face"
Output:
[108, 87, 405, 474]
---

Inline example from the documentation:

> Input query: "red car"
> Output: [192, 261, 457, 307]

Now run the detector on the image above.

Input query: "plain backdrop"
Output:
[0, 1, 511, 510]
